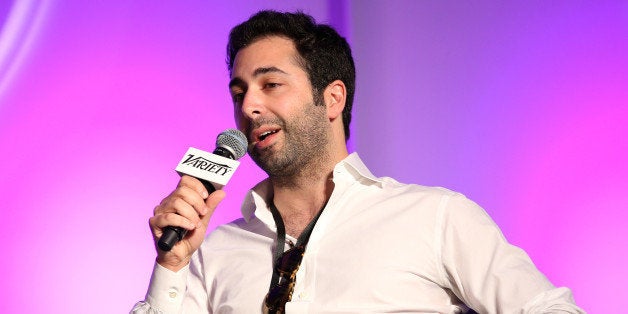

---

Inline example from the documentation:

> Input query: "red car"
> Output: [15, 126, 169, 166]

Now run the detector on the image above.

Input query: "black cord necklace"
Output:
[268, 199, 328, 290]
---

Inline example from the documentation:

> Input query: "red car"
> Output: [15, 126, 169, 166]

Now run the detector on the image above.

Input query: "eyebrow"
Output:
[228, 66, 288, 89]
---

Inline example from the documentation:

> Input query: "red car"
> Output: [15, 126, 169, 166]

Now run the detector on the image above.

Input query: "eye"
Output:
[232, 92, 244, 104]
[263, 82, 282, 89]
[230, 88, 245, 105]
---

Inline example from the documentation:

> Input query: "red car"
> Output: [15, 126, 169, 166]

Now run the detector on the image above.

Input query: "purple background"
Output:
[1, 1, 626, 313]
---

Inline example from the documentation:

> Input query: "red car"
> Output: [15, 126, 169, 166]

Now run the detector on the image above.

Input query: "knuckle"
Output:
[164, 212, 181, 223]
[172, 197, 187, 211]
[179, 175, 197, 187]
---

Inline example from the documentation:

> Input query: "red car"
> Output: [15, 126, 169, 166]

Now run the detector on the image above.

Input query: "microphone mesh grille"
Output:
[216, 129, 248, 159]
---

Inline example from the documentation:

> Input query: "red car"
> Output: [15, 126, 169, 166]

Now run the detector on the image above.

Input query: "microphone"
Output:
[157, 129, 248, 251]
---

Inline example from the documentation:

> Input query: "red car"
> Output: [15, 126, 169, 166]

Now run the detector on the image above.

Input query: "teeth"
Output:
[259, 130, 276, 141]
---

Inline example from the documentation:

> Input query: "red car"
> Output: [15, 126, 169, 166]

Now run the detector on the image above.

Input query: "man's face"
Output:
[229, 36, 329, 177]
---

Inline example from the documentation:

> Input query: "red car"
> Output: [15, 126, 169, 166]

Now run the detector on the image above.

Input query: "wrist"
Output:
[157, 254, 191, 272]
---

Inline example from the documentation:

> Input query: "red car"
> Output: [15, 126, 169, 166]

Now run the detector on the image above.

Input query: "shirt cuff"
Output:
[144, 262, 190, 313]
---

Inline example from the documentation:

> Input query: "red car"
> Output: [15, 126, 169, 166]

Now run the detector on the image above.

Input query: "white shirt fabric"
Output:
[132, 153, 583, 313]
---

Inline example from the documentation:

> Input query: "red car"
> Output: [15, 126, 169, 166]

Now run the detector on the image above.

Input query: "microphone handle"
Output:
[157, 146, 234, 252]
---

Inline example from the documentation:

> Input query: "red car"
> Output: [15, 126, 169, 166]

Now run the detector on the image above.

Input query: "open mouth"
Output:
[250, 126, 282, 148]
[258, 129, 279, 141]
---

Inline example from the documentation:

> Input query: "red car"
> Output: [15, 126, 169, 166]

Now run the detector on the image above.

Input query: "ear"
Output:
[323, 80, 346, 121]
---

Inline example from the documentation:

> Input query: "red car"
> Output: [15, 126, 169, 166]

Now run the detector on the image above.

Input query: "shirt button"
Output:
[168, 289, 178, 299]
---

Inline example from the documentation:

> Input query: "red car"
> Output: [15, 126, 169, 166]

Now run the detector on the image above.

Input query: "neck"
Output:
[270, 167, 334, 237]
[268, 126, 349, 237]
[270, 151, 347, 237]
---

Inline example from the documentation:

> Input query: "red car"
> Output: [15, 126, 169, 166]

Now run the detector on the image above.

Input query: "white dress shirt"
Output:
[132, 153, 583, 313]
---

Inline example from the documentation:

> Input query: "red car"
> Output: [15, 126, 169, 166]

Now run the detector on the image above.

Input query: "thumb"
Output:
[201, 189, 226, 226]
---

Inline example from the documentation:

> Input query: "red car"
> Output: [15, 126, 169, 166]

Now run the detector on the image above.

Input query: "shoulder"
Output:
[379, 176, 473, 206]
[365, 176, 489, 227]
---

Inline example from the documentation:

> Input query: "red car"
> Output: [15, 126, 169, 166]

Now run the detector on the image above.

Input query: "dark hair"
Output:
[227, 10, 355, 140]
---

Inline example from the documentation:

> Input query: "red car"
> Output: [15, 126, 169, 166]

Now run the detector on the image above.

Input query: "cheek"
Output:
[236, 123, 253, 146]
[233, 110, 247, 130]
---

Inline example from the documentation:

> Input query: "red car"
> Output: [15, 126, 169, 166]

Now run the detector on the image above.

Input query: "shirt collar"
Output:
[240, 152, 382, 223]
[338, 152, 381, 185]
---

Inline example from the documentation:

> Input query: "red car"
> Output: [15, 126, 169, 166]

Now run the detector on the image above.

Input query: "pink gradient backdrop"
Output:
[0, 1, 624, 313]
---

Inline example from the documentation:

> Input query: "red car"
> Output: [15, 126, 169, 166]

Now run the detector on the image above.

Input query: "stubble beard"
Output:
[248, 102, 330, 186]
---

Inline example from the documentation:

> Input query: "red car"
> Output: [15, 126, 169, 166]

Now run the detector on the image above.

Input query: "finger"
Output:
[149, 212, 197, 236]
[178, 175, 210, 199]
[171, 185, 209, 216]
[153, 192, 203, 229]
[155, 185, 208, 217]
[165, 197, 204, 227]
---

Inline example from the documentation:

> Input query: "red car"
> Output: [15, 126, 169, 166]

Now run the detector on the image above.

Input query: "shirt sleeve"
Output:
[436, 193, 585, 313]
[131, 249, 212, 314]
[130, 262, 190, 314]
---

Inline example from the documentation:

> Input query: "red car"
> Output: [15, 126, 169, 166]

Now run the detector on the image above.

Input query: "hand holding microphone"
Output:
[149, 129, 247, 270]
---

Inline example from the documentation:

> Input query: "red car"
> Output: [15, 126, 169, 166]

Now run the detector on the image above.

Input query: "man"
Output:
[133, 10, 583, 313]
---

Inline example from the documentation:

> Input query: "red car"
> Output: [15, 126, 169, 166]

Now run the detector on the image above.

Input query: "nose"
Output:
[235, 89, 265, 133]
[240, 89, 265, 120]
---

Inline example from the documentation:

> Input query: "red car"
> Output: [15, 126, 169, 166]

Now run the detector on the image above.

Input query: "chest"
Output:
[205, 207, 461, 313]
